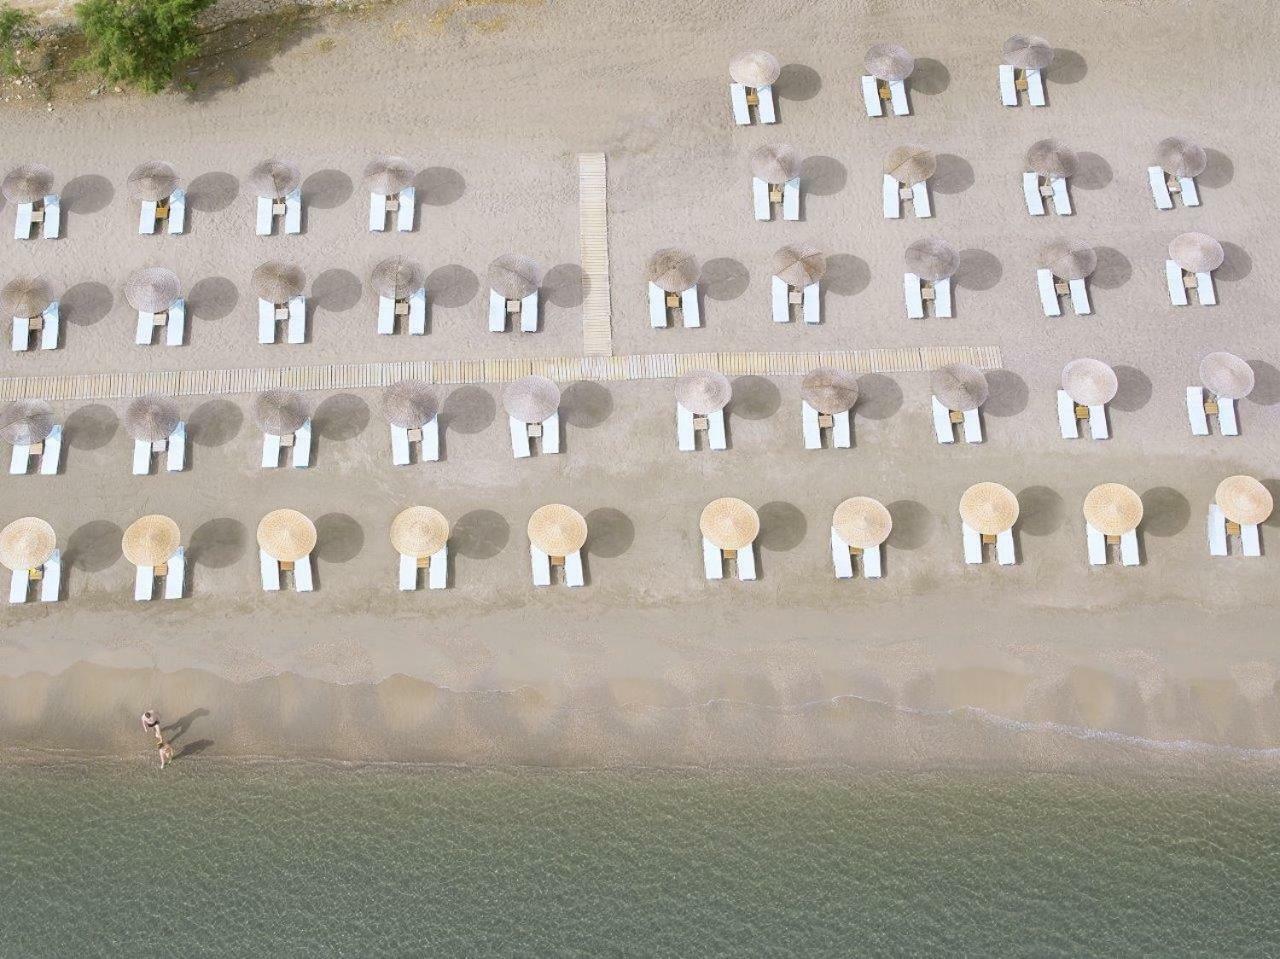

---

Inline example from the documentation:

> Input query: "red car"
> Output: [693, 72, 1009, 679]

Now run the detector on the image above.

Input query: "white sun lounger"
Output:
[1069, 279, 1091, 314]
[770, 276, 820, 324]
[12, 426, 65, 475]
[1026, 68, 1046, 106]
[134, 547, 185, 601]
[1050, 177, 1072, 215]
[489, 292, 505, 332]
[932, 397, 982, 444]
[255, 197, 273, 235]
[999, 65, 1045, 106]
[1207, 505, 1258, 557]
[1147, 167, 1199, 210]
[860, 75, 883, 116]
[10, 301, 59, 352]
[510, 417, 532, 458]
[139, 200, 157, 235]
[831, 528, 882, 579]
[1023, 172, 1045, 215]
[962, 524, 1014, 565]
[889, 79, 909, 115]
[676, 404, 726, 452]
[753, 177, 770, 219]
[1057, 391, 1108, 439]
[18, 195, 60, 240]
[648, 284, 701, 329]
[1196, 271, 1216, 306]
[730, 83, 776, 125]
[168, 190, 186, 234]
[1118, 529, 1140, 565]
[802, 401, 851, 450]
[1166, 260, 1189, 306]
[752, 177, 800, 221]
[132, 440, 152, 475]
[390, 417, 440, 465]
[934, 277, 952, 317]
[736, 544, 757, 580]
[399, 546, 448, 590]
[730, 83, 749, 124]
[408, 288, 427, 335]
[1186, 387, 1211, 436]
[1180, 177, 1200, 206]
[1037, 269, 1062, 317]
[283, 188, 302, 234]
[167, 422, 186, 470]
[1218, 396, 1239, 435]
[258, 299, 277, 343]
[287, 296, 305, 343]
[14, 202, 33, 239]
[377, 295, 395, 334]
[518, 291, 537, 332]
[8, 551, 59, 603]
[261, 550, 313, 592]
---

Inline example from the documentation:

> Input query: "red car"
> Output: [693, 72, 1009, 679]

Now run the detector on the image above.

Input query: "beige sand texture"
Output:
[1, 0, 1280, 767]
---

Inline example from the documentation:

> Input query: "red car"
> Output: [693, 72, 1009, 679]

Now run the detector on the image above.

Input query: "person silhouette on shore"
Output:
[141, 710, 161, 739]
[157, 737, 175, 769]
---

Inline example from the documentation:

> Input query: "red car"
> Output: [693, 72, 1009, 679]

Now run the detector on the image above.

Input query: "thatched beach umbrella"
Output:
[390, 506, 450, 559]
[381, 379, 437, 428]
[528, 504, 588, 557]
[371, 257, 425, 299]
[884, 145, 936, 185]
[252, 261, 305, 304]
[959, 483, 1019, 536]
[257, 509, 316, 562]
[1061, 358, 1118, 407]
[124, 267, 181, 313]
[675, 370, 731, 415]
[833, 497, 892, 549]
[749, 143, 800, 184]
[2, 164, 54, 204]
[1026, 139, 1077, 178]
[124, 394, 180, 443]
[1216, 476, 1273, 527]
[1169, 232, 1224, 273]
[1155, 137, 1207, 179]
[801, 367, 859, 414]
[1038, 238, 1097, 280]
[700, 498, 760, 551]
[931, 363, 989, 412]
[646, 248, 699, 294]
[363, 155, 414, 196]
[502, 375, 560, 424]
[0, 517, 55, 571]
[487, 255, 541, 300]
[729, 50, 780, 88]
[1083, 483, 1143, 537]
[122, 514, 181, 567]
[773, 245, 827, 287]
[127, 161, 179, 202]
[1199, 352, 1254, 399]
[248, 159, 300, 199]
[1002, 34, 1054, 70]
[904, 237, 959, 281]
[1, 276, 53, 318]
[0, 399, 53, 446]
[252, 389, 309, 436]
[864, 43, 914, 81]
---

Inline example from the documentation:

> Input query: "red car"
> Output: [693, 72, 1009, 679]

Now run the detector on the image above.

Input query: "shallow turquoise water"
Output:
[1, 762, 1277, 957]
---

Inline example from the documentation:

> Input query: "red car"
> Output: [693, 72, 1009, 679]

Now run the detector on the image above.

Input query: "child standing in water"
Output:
[157, 738, 175, 769]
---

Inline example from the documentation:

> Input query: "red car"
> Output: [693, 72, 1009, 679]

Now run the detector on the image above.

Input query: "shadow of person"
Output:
[175, 739, 214, 760]
[162, 707, 210, 742]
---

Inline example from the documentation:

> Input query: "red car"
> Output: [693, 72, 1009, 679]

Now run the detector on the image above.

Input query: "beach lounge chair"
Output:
[1208, 476, 1270, 558]
[529, 544, 585, 587]
[368, 187, 416, 233]
[2, 516, 60, 603]
[125, 515, 185, 600]
[1166, 234, 1221, 307]
[261, 420, 311, 469]
[377, 288, 427, 336]
[132, 423, 186, 475]
[904, 272, 952, 319]
[831, 526, 883, 578]
[258, 295, 307, 344]
[390, 416, 439, 466]
[802, 401, 852, 450]
[1085, 524, 1140, 566]
[903, 238, 957, 318]
[882, 174, 932, 219]
[861, 43, 913, 117]
[13, 195, 60, 241]
[959, 483, 1017, 566]
[702, 537, 756, 581]
[1148, 168, 1200, 211]
[10, 300, 59, 352]
[1057, 359, 1116, 440]
[255, 188, 302, 236]
[771, 245, 824, 324]
[390, 506, 449, 590]
[998, 64, 1047, 107]
[399, 547, 448, 590]
[139, 189, 187, 235]
[1036, 269, 1091, 317]
[133, 298, 185, 347]
[256, 509, 315, 592]
[1023, 172, 1072, 216]
[1057, 391, 1108, 440]
[1206, 504, 1261, 558]
[509, 412, 560, 459]
[677, 403, 728, 452]
[487, 255, 541, 332]
[729, 51, 779, 126]
[1187, 352, 1253, 437]
[504, 375, 561, 459]
[382, 380, 440, 466]
[7, 548, 60, 603]
[961, 524, 1016, 565]
[1083, 484, 1142, 567]
[770, 273, 819, 324]
[931, 396, 982, 444]
[133, 547, 185, 601]
[8, 425, 62, 476]
[750, 144, 801, 222]
[1166, 260, 1216, 307]
[649, 282, 701, 328]
[260, 548, 313, 591]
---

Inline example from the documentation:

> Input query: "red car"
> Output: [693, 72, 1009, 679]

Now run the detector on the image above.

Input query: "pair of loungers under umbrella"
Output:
[904, 237, 956, 318]
[999, 34, 1052, 107]
[3, 164, 60, 240]
[646, 246, 824, 328]
[254, 261, 307, 344]
[1189, 352, 1252, 436]
[254, 390, 312, 469]
[0, 516, 60, 603]
[1166, 233, 1221, 307]
[1208, 476, 1272, 558]
[1148, 137, 1205, 210]
[365, 155, 416, 233]
[3, 275, 60, 352]
[126, 267, 186, 347]
[371, 257, 427, 336]
[382, 380, 440, 465]
[883, 145, 934, 219]
[749, 144, 801, 221]
[250, 159, 302, 236]
[1, 399, 61, 475]
[128, 160, 186, 235]
[125, 394, 186, 473]
[728, 51, 779, 126]
[122, 514, 185, 600]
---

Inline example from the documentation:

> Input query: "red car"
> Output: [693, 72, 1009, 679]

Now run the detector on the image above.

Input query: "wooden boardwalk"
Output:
[578, 152, 613, 356]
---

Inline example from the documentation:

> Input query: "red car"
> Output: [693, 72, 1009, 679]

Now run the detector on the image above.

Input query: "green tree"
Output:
[74, 0, 214, 93]
[0, 3, 37, 77]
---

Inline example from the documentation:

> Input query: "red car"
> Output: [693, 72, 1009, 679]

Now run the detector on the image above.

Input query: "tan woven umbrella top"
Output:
[257, 509, 317, 562]
[1199, 351, 1254, 399]
[904, 237, 959, 281]
[749, 143, 800, 184]
[502, 375, 560, 423]
[1026, 139, 1078, 178]
[122, 514, 181, 567]
[1002, 34, 1054, 70]
[1215, 475, 1273, 526]
[363, 155, 414, 196]
[1061, 358, 1118, 407]
[252, 389, 309, 436]
[729, 50, 780, 88]
[801, 367, 859, 414]
[125, 394, 180, 443]
[371, 257, 425, 299]
[1083, 483, 1143, 536]
[773, 245, 827, 287]
[700, 497, 760, 551]
[864, 42, 914, 81]
[0, 516, 55, 571]
[381, 379, 437, 428]
[528, 504, 588, 556]
[252, 261, 305, 303]
[931, 363, 989, 412]
[646, 248, 699, 293]
[487, 255, 542, 300]
[1037, 238, 1097, 280]
[2, 164, 54, 204]
[0, 399, 54, 446]
[1169, 232, 1224, 273]
[1155, 137, 1207, 179]
[1, 276, 53, 318]
[127, 161, 179, 202]
[124, 267, 181, 313]
[248, 159, 300, 198]
[960, 483, 1019, 536]
[390, 506, 450, 558]
[884, 145, 936, 185]
[675, 370, 731, 415]
[833, 497, 892, 549]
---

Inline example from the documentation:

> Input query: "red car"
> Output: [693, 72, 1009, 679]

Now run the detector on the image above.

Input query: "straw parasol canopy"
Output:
[257, 509, 317, 562]
[0, 517, 55, 571]
[700, 498, 760, 551]
[527, 504, 588, 556]
[749, 143, 800, 184]
[833, 497, 892, 549]
[675, 370, 731, 415]
[122, 514, 181, 567]
[904, 237, 959, 282]
[1083, 483, 1143, 536]
[1061, 358, 1118, 407]
[773, 245, 827, 287]
[1215, 475, 1273, 526]
[959, 483, 1019, 536]
[1026, 139, 1078, 178]
[487, 254, 542, 300]
[371, 257, 425, 299]
[801, 367, 859, 414]
[2, 164, 54, 204]
[931, 363, 989, 412]
[124, 267, 181, 313]
[646, 248, 699, 293]
[127, 161, 179, 202]
[381, 379, 437, 428]
[1155, 137, 1207, 179]
[1199, 351, 1254, 399]
[1002, 34, 1054, 70]
[252, 261, 305, 304]
[1, 276, 53, 318]
[390, 506, 450, 558]
[729, 50, 780, 88]
[864, 42, 914, 81]
[883, 144, 936, 185]
[502, 375, 560, 424]
[252, 389, 309, 436]
[248, 159, 300, 199]
[1169, 232, 1224, 273]
[363, 155, 414, 196]
[0, 399, 54, 446]
[124, 394, 180, 443]
[1037, 238, 1097, 280]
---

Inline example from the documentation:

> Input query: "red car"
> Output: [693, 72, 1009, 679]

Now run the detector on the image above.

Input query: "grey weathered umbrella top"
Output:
[502, 375, 560, 424]
[487, 255, 542, 300]
[884, 144, 936, 185]
[749, 143, 800, 184]
[363, 155, 414, 196]
[773, 245, 827, 287]
[801, 367, 859, 414]
[124, 267, 181, 313]
[248, 158, 301, 199]
[729, 50, 780, 88]
[675, 370, 731, 415]
[1061, 358, 1118, 407]
[1026, 139, 1077, 177]
[252, 261, 305, 304]
[127, 161, 179, 202]
[1155, 137, 1207, 179]
[1169, 232, 1224, 273]
[864, 43, 914, 81]
[0, 276, 53, 318]
[371, 257, 425, 299]
[1002, 34, 1054, 70]
[252, 389, 310, 436]
[0, 399, 53, 446]
[2, 164, 54, 204]
[646, 248, 699, 293]
[931, 363, 989, 412]
[904, 237, 959, 281]
[381, 379, 437, 428]
[1199, 351, 1254, 399]
[125, 394, 181, 443]
[1037, 238, 1097, 280]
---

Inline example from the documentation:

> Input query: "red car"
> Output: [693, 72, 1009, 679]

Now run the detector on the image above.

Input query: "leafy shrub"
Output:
[74, 0, 214, 92]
